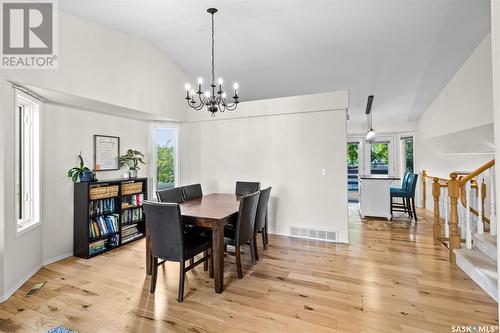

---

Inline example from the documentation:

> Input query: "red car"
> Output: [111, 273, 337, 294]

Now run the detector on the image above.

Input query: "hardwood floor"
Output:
[0, 206, 497, 332]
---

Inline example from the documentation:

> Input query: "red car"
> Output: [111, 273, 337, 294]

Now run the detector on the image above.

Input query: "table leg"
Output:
[212, 223, 225, 293]
[146, 233, 152, 275]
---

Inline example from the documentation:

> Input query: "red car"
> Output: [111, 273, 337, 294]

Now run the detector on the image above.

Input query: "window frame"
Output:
[149, 122, 180, 198]
[15, 90, 42, 237]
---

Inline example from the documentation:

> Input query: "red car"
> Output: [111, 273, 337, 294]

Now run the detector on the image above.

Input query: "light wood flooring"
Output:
[0, 206, 497, 332]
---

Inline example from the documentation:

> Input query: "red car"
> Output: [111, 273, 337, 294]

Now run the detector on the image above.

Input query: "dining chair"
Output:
[235, 181, 261, 196]
[156, 187, 184, 203]
[224, 191, 260, 278]
[390, 172, 411, 215]
[182, 184, 203, 201]
[391, 171, 410, 193]
[143, 201, 212, 303]
[390, 173, 419, 221]
[253, 187, 272, 260]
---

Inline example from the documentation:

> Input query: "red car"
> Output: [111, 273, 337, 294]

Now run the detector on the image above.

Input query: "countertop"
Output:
[358, 175, 400, 180]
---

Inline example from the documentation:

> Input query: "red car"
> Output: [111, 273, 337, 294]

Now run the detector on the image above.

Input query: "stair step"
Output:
[454, 248, 498, 302]
[474, 233, 497, 261]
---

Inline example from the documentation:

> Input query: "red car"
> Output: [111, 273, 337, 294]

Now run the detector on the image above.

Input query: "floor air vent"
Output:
[289, 226, 338, 242]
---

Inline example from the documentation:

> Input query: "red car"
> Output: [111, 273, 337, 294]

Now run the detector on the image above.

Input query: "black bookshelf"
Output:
[74, 178, 148, 259]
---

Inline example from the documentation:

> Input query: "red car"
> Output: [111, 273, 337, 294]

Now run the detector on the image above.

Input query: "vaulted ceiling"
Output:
[60, 0, 491, 124]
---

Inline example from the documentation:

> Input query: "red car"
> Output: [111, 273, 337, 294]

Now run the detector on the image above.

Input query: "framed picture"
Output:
[94, 135, 120, 171]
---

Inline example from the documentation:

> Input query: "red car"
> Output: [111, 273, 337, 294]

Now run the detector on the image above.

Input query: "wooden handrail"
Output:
[459, 159, 495, 185]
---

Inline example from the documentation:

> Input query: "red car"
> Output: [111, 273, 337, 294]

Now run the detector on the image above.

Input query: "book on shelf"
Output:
[89, 198, 116, 215]
[121, 207, 143, 224]
[89, 214, 119, 239]
[122, 232, 143, 244]
[121, 193, 144, 209]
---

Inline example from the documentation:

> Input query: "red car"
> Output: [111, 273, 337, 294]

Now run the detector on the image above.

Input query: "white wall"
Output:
[418, 34, 494, 182]
[491, 0, 500, 313]
[184, 92, 349, 243]
[2, 12, 188, 121]
[0, 11, 187, 301]
[42, 104, 148, 262]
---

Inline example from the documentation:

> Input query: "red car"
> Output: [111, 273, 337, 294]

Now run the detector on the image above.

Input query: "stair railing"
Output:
[422, 159, 496, 263]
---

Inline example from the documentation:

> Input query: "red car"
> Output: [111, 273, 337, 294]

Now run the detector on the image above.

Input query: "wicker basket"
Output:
[89, 185, 119, 200]
[121, 182, 143, 196]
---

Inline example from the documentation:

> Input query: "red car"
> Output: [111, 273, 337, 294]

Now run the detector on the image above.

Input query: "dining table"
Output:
[145, 193, 241, 294]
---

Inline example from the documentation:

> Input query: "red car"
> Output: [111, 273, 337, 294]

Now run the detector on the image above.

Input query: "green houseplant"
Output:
[119, 149, 145, 179]
[67, 154, 93, 182]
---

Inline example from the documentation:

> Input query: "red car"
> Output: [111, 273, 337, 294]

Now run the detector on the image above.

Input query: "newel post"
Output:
[422, 170, 428, 209]
[432, 178, 441, 240]
[448, 173, 461, 263]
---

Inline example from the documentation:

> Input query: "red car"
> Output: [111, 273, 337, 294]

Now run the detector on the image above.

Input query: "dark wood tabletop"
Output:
[180, 193, 241, 221]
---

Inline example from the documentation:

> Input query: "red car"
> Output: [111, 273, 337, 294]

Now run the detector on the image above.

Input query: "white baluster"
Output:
[465, 181, 472, 249]
[477, 174, 484, 234]
[489, 167, 497, 235]
[444, 186, 449, 238]
[459, 198, 466, 239]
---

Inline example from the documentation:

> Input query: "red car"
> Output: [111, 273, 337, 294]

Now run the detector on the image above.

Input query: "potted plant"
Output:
[67, 154, 93, 182]
[119, 149, 145, 179]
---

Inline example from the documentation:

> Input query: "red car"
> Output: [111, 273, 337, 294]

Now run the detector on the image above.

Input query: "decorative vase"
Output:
[79, 171, 93, 182]
[129, 169, 138, 179]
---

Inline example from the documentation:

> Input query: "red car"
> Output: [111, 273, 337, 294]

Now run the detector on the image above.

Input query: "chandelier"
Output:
[184, 8, 239, 116]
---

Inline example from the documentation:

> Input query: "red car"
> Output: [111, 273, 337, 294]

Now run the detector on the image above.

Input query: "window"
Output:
[370, 141, 389, 175]
[347, 142, 360, 201]
[153, 127, 177, 192]
[401, 136, 414, 173]
[15, 91, 41, 234]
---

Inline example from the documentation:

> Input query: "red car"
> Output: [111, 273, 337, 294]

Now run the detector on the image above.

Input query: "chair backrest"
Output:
[401, 171, 411, 190]
[235, 191, 260, 245]
[254, 187, 272, 232]
[182, 184, 203, 201]
[408, 173, 419, 197]
[143, 201, 184, 262]
[156, 187, 184, 203]
[235, 181, 261, 196]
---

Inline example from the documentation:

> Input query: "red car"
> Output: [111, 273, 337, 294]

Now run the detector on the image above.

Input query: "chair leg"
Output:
[249, 240, 257, 265]
[253, 233, 259, 261]
[150, 257, 158, 293]
[264, 216, 269, 249]
[209, 248, 214, 278]
[235, 245, 243, 278]
[412, 198, 418, 221]
[407, 198, 413, 218]
[203, 250, 208, 271]
[190, 258, 194, 266]
[177, 261, 185, 303]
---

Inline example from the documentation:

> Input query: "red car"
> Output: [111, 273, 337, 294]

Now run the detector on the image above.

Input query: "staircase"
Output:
[423, 160, 498, 302]
[455, 233, 498, 301]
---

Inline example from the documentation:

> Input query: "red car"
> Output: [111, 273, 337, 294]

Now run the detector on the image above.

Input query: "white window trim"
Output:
[15, 90, 42, 238]
[149, 122, 180, 199]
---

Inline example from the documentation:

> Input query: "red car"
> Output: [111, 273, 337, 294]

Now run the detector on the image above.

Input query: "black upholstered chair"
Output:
[253, 187, 272, 260]
[224, 191, 260, 278]
[143, 201, 212, 303]
[182, 184, 203, 201]
[235, 181, 261, 196]
[390, 173, 419, 221]
[156, 187, 184, 203]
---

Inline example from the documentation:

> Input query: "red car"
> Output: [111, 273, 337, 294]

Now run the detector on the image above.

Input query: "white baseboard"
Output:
[0, 252, 73, 303]
[43, 252, 73, 266]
